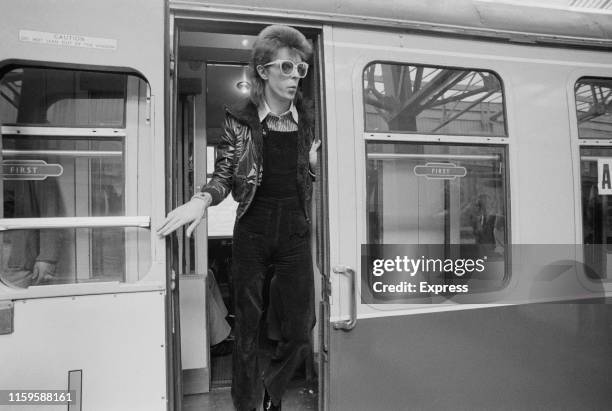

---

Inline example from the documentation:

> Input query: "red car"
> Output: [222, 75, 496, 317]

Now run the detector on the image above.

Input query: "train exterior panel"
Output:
[0, 1, 168, 410]
[1, 0, 611, 410]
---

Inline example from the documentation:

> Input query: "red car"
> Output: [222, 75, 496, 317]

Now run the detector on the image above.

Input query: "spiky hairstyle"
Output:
[248, 25, 312, 106]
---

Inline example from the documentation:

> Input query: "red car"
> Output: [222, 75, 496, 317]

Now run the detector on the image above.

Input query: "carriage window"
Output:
[0, 67, 151, 288]
[363, 63, 506, 136]
[575, 78, 612, 140]
[0, 67, 126, 127]
[580, 147, 612, 281]
[366, 142, 508, 292]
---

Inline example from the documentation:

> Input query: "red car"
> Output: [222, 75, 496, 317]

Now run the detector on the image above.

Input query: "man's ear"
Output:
[256, 65, 268, 80]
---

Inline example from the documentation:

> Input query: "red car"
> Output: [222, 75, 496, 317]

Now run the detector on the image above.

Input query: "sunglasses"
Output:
[263, 59, 309, 78]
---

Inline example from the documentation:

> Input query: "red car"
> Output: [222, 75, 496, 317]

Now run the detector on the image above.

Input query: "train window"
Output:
[0, 67, 126, 127]
[0, 66, 151, 288]
[0, 227, 150, 287]
[363, 63, 506, 136]
[580, 147, 612, 281]
[575, 78, 612, 139]
[366, 142, 508, 292]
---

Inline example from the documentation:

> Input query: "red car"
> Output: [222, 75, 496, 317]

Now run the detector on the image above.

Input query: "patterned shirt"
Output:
[257, 100, 299, 132]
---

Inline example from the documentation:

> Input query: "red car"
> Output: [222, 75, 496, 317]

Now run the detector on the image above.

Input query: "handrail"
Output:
[2, 149, 122, 157]
[1, 126, 126, 137]
[0, 216, 150, 231]
[368, 153, 500, 161]
[332, 265, 357, 331]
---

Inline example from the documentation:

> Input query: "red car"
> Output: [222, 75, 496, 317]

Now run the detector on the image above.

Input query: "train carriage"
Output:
[0, 0, 611, 410]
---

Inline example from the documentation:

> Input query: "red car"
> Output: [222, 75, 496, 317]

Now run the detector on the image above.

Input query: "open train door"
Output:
[0, 1, 170, 410]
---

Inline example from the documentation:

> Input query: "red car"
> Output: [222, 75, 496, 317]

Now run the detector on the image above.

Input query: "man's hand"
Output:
[157, 196, 210, 238]
[31, 261, 56, 285]
[309, 139, 322, 170]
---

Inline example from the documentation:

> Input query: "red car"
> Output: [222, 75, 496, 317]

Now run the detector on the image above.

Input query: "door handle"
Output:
[332, 265, 357, 331]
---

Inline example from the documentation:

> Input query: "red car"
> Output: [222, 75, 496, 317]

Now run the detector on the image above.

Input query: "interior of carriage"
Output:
[174, 23, 321, 409]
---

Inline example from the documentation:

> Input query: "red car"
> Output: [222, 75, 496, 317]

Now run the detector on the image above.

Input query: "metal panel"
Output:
[324, 23, 612, 411]
[169, 0, 612, 49]
[0, 292, 167, 411]
[329, 304, 612, 411]
[179, 275, 207, 379]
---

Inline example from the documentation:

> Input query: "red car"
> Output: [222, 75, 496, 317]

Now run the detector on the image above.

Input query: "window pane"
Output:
[363, 63, 506, 136]
[0, 67, 128, 127]
[0, 227, 151, 288]
[581, 147, 612, 280]
[366, 142, 508, 291]
[0, 68, 152, 288]
[575, 78, 612, 139]
[2, 136, 124, 218]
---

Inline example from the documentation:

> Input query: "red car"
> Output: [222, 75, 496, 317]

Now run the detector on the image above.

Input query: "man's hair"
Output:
[249, 25, 312, 106]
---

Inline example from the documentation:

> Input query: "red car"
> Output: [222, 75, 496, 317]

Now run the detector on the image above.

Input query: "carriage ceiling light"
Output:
[241, 39, 249, 47]
[236, 81, 251, 93]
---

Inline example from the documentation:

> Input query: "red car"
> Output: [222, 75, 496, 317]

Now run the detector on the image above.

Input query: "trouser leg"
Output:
[263, 218, 315, 405]
[231, 223, 269, 411]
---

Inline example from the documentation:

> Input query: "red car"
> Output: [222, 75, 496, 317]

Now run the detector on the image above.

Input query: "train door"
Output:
[169, 14, 325, 408]
[0, 1, 169, 410]
[323, 25, 612, 411]
[323, 24, 515, 411]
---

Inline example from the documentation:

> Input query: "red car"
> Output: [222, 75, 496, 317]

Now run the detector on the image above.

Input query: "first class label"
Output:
[414, 162, 467, 180]
[1, 160, 63, 180]
[19, 30, 117, 50]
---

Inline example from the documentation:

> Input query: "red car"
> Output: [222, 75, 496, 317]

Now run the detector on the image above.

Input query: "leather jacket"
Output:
[200, 96, 315, 222]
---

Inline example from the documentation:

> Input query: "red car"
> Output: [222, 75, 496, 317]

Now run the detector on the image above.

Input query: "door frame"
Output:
[167, 10, 329, 409]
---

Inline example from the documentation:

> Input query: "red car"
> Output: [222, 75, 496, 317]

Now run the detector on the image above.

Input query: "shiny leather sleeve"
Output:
[201, 114, 237, 206]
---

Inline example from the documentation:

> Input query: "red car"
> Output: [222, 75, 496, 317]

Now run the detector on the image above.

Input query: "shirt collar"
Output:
[258, 100, 299, 124]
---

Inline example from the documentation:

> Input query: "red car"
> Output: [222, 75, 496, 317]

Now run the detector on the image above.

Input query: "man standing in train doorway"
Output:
[158, 24, 320, 411]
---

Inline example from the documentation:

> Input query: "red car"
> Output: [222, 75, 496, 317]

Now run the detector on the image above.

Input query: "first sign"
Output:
[2, 160, 63, 181]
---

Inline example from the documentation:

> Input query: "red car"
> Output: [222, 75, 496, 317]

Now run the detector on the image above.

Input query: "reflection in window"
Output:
[0, 67, 151, 288]
[366, 142, 508, 291]
[0, 67, 127, 127]
[581, 147, 612, 280]
[206, 146, 238, 238]
[575, 78, 612, 140]
[0, 227, 150, 287]
[363, 63, 506, 136]
[2, 137, 125, 217]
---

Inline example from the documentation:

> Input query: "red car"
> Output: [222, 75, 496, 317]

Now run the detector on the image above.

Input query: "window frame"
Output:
[362, 60, 509, 138]
[360, 59, 512, 298]
[0, 63, 154, 291]
[573, 75, 612, 284]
